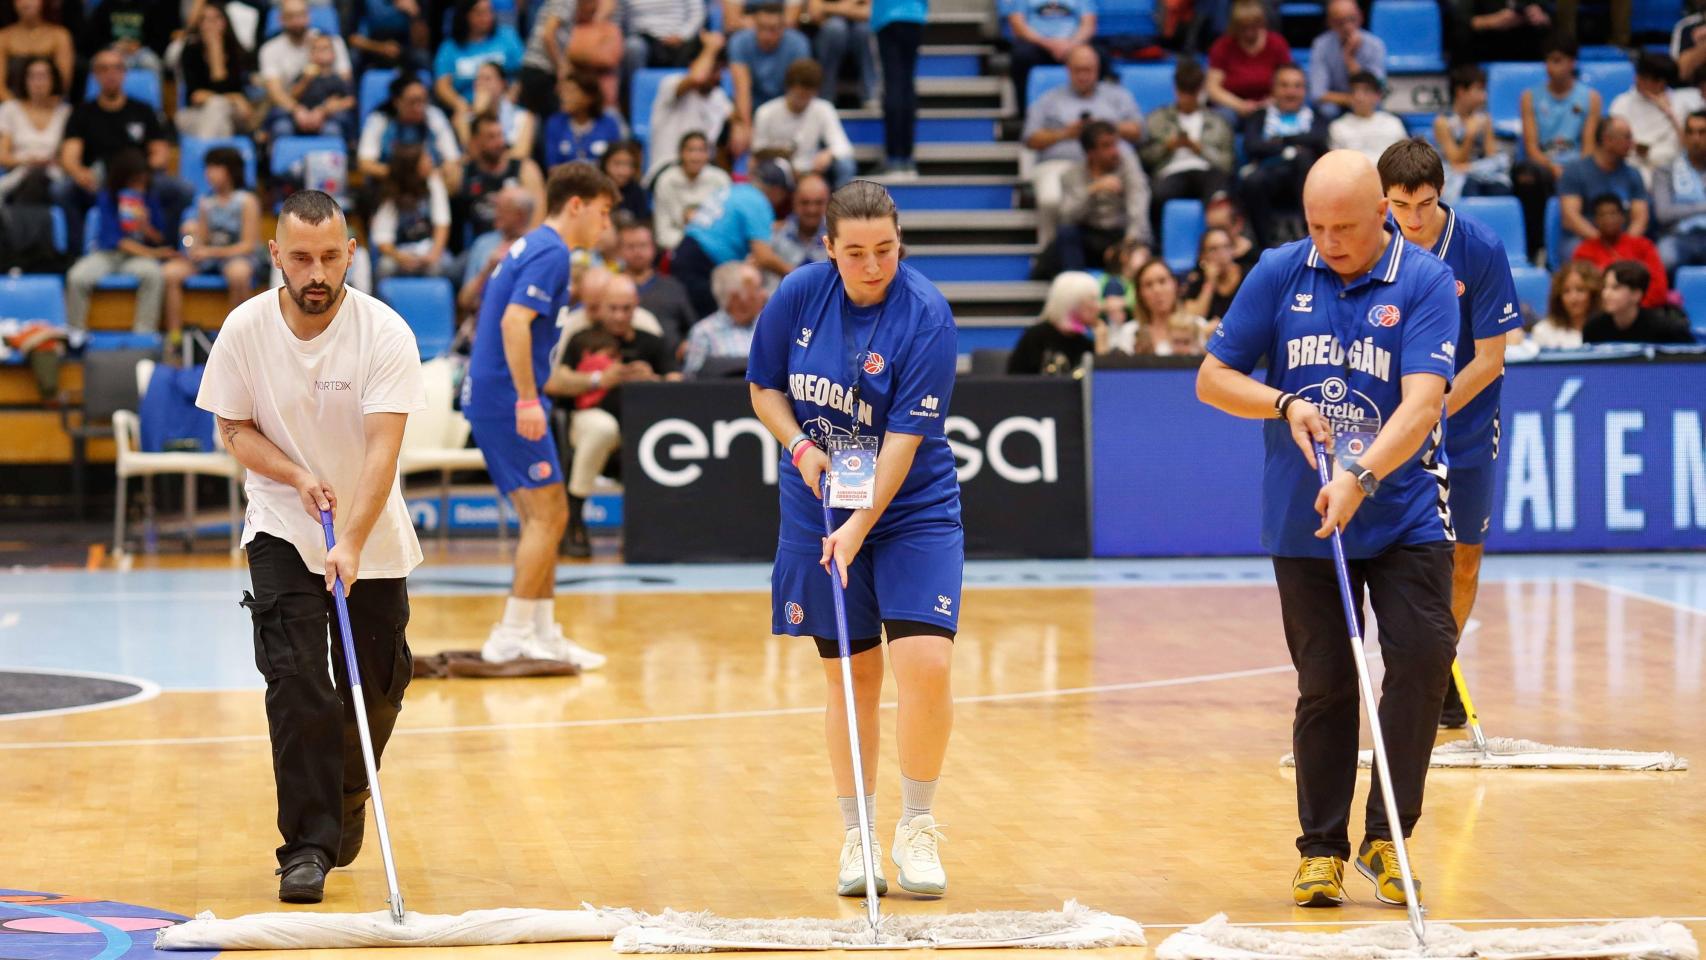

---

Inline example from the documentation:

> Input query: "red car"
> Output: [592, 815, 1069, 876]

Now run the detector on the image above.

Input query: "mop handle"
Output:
[320, 510, 408, 926]
[823, 497, 883, 941]
[1311, 445, 1426, 945]
[1449, 659, 1489, 753]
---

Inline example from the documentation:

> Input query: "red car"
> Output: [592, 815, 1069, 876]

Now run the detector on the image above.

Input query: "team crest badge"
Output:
[785, 602, 804, 625]
[863, 352, 885, 375]
[1367, 304, 1402, 328]
[528, 460, 554, 481]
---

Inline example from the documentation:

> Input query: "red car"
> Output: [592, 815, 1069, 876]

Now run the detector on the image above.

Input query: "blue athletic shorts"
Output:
[1450, 461, 1495, 546]
[467, 415, 561, 496]
[772, 520, 964, 656]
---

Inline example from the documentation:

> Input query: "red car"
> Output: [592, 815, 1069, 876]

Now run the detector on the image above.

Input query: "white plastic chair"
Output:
[399, 357, 506, 550]
[113, 360, 244, 555]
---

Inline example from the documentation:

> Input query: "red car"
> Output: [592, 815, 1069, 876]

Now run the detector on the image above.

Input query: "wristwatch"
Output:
[1352, 463, 1379, 497]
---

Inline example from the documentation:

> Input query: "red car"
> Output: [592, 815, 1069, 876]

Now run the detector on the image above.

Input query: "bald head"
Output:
[1067, 44, 1100, 96]
[1599, 116, 1634, 159]
[597, 274, 640, 337]
[1327, 0, 1361, 32]
[1303, 151, 1392, 281]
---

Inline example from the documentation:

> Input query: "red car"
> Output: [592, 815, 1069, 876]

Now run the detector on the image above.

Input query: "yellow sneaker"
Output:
[1292, 856, 1345, 907]
[1356, 838, 1421, 905]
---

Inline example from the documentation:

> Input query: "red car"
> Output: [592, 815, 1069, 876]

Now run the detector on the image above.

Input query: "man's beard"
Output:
[286, 277, 341, 315]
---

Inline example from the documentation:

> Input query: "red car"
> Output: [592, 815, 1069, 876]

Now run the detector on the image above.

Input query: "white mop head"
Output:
[611, 900, 1144, 952]
[154, 906, 634, 950]
[1280, 739, 1688, 771]
[1156, 913, 1699, 960]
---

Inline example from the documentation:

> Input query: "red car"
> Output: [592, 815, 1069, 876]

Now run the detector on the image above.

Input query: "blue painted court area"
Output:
[0, 555, 1703, 692]
[0, 890, 215, 960]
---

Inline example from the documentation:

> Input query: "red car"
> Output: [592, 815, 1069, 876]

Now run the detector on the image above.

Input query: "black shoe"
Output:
[1440, 682, 1467, 729]
[337, 795, 367, 868]
[562, 495, 591, 558]
[277, 856, 326, 904]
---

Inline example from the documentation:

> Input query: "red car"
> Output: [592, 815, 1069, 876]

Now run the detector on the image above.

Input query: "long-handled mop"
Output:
[1160, 445, 1696, 960]
[161, 507, 1141, 952]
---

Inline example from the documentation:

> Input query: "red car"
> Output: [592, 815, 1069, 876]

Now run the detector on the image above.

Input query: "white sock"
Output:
[533, 599, 556, 637]
[502, 597, 535, 630]
[901, 776, 937, 824]
[837, 795, 877, 833]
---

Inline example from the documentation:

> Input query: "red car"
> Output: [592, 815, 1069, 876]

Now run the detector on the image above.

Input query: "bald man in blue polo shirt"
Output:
[1197, 150, 1460, 911]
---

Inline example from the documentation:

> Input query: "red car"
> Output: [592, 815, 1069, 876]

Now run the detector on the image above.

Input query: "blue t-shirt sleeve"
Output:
[500, 27, 525, 71]
[728, 30, 756, 65]
[746, 272, 798, 390]
[1399, 267, 1459, 383]
[1468, 240, 1522, 340]
[1206, 249, 1281, 373]
[508, 245, 567, 317]
[886, 314, 956, 438]
[1558, 161, 1588, 198]
[432, 41, 457, 79]
[739, 189, 774, 246]
[1623, 165, 1651, 203]
[786, 31, 811, 62]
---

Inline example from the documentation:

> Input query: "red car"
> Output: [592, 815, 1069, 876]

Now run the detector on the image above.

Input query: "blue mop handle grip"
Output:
[822, 498, 856, 660]
[319, 508, 364, 683]
[1312, 441, 1362, 641]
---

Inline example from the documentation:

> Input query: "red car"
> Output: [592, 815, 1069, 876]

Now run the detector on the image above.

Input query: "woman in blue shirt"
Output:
[748, 181, 962, 900]
[434, 0, 526, 114]
[543, 71, 627, 168]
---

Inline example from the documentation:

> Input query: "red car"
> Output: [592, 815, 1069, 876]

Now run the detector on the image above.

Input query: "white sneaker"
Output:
[480, 623, 536, 663]
[892, 815, 946, 895]
[535, 624, 608, 670]
[837, 827, 888, 897]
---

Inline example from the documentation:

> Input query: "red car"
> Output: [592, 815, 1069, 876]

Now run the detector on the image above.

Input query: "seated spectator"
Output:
[1182, 227, 1244, 327]
[358, 73, 463, 191]
[260, 0, 355, 143]
[1457, 0, 1553, 64]
[807, 0, 877, 106]
[1531, 259, 1599, 348]
[371, 144, 453, 280]
[645, 32, 741, 182]
[1033, 120, 1150, 277]
[58, 48, 192, 252]
[557, 265, 667, 340]
[454, 62, 536, 159]
[1139, 57, 1234, 241]
[0, 56, 69, 202]
[1514, 33, 1599, 256]
[351, 0, 431, 70]
[162, 146, 260, 349]
[670, 154, 796, 316]
[1675, 1, 1706, 88]
[1558, 117, 1648, 261]
[66, 147, 174, 334]
[683, 261, 767, 376]
[0, 0, 73, 98]
[459, 113, 546, 245]
[177, 2, 253, 138]
[753, 59, 856, 187]
[771, 170, 830, 268]
[1113, 258, 1207, 355]
[83, 0, 171, 79]
[1022, 44, 1142, 247]
[720, 0, 806, 32]
[729, 1, 811, 130]
[602, 140, 652, 222]
[1584, 259, 1695, 343]
[1308, 0, 1385, 116]
[1237, 63, 1328, 247]
[620, 0, 707, 75]
[1572, 193, 1668, 308]
[1610, 52, 1682, 183]
[1005, 0, 1098, 111]
[1206, 0, 1292, 119]
[1205, 190, 1260, 272]
[653, 130, 733, 249]
[434, 0, 525, 118]
[273, 33, 358, 145]
[1655, 110, 1706, 273]
[544, 71, 627, 168]
[517, 0, 575, 118]
[1328, 72, 1406, 164]
[458, 185, 536, 318]
[1098, 237, 1152, 325]
[1436, 64, 1512, 201]
[617, 218, 697, 347]
[1008, 270, 1104, 375]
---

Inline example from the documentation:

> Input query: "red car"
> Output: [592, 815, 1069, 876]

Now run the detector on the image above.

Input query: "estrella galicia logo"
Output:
[1367, 304, 1402, 328]
[863, 351, 885, 375]
[528, 460, 554, 482]
[1321, 377, 1349, 403]
[785, 601, 804, 625]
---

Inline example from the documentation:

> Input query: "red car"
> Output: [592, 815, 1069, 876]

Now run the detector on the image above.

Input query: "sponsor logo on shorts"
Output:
[785, 601, 804, 624]
[933, 595, 953, 616]
[1367, 304, 1401, 328]
[863, 351, 885, 375]
[528, 460, 554, 481]
[1481, 516, 1491, 534]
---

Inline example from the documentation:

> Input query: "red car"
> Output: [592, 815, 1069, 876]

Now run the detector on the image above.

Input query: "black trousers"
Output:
[876, 22, 923, 162]
[1239, 156, 1317, 248]
[670, 234, 718, 319]
[242, 532, 413, 869]
[1271, 541, 1456, 859]
[1151, 168, 1227, 246]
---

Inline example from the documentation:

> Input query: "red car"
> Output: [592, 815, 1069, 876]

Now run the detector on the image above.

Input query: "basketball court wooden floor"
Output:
[2, 553, 1703, 958]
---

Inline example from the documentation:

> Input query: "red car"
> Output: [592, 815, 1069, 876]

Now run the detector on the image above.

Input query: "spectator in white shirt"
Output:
[260, 0, 353, 140]
[357, 74, 463, 191]
[752, 58, 856, 186]
[1328, 72, 1407, 164]
[645, 32, 744, 181]
[651, 130, 733, 249]
[370, 144, 453, 280]
[1610, 52, 1683, 183]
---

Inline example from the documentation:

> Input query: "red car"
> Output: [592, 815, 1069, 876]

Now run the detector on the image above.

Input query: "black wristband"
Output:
[1276, 393, 1298, 421]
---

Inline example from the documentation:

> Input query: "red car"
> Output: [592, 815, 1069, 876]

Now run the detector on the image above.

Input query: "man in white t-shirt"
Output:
[196, 189, 426, 907]
[1327, 72, 1408, 165]
[260, 0, 354, 139]
[751, 58, 856, 187]
[646, 34, 742, 182]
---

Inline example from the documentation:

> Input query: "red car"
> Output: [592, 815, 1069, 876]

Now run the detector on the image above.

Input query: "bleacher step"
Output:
[904, 243, 1038, 283]
[853, 142, 1020, 176]
[918, 44, 995, 77]
[921, 11, 993, 45]
[917, 75, 1003, 109]
[937, 280, 1049, 318]
[878, 174, 1020, 211]
[842, 107, 1001, 146]
[901, 209, 1039, 245]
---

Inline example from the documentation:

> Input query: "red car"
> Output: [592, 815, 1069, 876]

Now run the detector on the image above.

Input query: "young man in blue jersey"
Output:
[1197, 150, 1461, 909]
[1378, 138, 1523, 729]
[462, 162, 617, 668]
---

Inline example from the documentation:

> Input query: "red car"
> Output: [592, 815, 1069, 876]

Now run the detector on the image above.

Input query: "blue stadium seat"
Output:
[1096, 0, 1156, 38]
[1632, 0, 1681, 36]
[1510, 265, 1549, 317]
[1370, 1, 1444, 73]
[1581, 60, 1635, 109]
[82, 68, 162, 110]
[1676, 267, 1706, 337]
[262, 3, 341, 39]
[0, 274, 66, 328]
[1456, 195, 1527, 262]
[178, 137, 259, 197]
[359, 68, 399, 124]
[379, 277, 455, 360]
[1161, 199, 1204, 275]
[1486, 61, 1547, 138]
[50, 207, 66, 254]
[270, 135, 347, 178]
[1027, 65, 1068, 109]
[1291, 47, 1309, 75]
[1117, 63, 1175, 115]
[1544, 195, 1565, 270]
[629, 68, 684, 149]
[1280, 2, 1324, 18]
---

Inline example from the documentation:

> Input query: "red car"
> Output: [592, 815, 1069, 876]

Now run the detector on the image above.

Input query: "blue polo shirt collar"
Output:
[1304, 227, 1406, 289]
